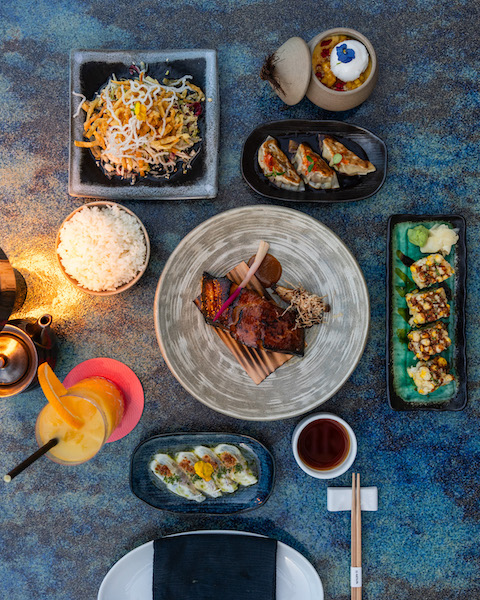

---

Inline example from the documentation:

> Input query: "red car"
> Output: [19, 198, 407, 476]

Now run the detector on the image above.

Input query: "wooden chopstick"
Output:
[351, 473, 362, 600]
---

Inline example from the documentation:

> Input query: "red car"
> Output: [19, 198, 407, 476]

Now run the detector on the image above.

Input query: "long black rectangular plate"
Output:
[386, 214, 467, 411]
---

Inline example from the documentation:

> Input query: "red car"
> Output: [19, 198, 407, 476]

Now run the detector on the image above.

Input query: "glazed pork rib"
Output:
[199, 272, 305, 356]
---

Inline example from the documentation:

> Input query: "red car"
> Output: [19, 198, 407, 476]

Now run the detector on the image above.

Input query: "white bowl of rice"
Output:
[56, 201, 150, 295]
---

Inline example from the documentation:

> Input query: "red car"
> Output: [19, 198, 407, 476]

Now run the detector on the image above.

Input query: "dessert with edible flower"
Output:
[312, 35, 372, 91]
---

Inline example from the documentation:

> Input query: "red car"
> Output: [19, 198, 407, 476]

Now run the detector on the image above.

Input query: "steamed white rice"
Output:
[57, 204, 147, 292]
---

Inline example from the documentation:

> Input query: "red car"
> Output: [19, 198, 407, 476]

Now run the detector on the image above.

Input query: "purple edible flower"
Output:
[336, 44, 355, 63]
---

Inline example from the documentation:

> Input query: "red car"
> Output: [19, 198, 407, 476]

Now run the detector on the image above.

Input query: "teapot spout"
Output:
[29, 314, 56, 351]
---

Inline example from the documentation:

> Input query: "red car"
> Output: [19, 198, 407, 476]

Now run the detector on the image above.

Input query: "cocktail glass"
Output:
[35, 369, 124, 465]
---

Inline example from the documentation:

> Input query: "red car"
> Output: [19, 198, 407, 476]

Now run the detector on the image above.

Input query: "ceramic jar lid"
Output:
[263, 37, 311, 106]
[264, 31, 378, 111]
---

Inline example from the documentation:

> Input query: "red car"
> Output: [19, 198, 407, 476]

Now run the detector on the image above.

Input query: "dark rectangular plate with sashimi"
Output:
[241, 119, 387, 203]
[130, 432, 275, 513]
[386, 214, 467, 411]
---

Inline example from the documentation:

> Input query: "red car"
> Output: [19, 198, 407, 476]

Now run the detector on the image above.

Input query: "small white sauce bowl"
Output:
[292, 413, 357, 479]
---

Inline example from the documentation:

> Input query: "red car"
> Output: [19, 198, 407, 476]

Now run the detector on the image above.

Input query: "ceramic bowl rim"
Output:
[308, 28, 377, 97]
[55, 201, 150, 296]
[292, 412, 357, 479]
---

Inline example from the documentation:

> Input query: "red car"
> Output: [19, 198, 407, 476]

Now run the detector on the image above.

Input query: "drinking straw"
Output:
[3, 438, 59, 482]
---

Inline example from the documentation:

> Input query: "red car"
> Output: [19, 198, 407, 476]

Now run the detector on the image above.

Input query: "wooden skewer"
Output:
[351, 473, 362, 600]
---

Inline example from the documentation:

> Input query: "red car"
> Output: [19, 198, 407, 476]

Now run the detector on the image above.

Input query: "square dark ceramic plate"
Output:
[386, 215, 467, 411]
[69, 49, 219, 200]
[130, 432, 275, 513]
[241, 120, 387, 203]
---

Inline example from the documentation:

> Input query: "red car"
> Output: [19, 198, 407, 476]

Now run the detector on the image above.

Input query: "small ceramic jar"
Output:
[306, 28, 378, 111]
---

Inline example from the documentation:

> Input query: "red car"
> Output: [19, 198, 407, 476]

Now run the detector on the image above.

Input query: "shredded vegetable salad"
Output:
[74, 64, 205, 181]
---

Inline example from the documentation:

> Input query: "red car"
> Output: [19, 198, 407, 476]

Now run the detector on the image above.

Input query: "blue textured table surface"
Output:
[1, 1, 479, 599]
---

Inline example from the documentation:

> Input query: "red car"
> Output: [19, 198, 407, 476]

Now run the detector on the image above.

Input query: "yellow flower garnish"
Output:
[194, 460, 214, 481]
[134, 102, 147, 121]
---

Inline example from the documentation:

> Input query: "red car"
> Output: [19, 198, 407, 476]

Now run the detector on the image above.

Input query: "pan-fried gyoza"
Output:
[321, 135, 376, 176]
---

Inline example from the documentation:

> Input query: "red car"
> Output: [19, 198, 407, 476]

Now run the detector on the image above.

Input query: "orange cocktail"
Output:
[36, 376, 124, 465]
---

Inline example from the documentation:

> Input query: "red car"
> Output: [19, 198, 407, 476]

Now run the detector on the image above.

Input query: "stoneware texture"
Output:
[56, 201, 151, 295]
[0, 1, 480, 600]
[306, 28, 378, 111]
[69, 49, 219, 199]
[154, 205, 370, 420]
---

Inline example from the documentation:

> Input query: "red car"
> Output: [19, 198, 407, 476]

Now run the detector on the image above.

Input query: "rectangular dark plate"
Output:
[386, 215, 467, 411]
[130, 432, 275, 513]
[69, 49, 219, 200]
[241, 119, 387, 203]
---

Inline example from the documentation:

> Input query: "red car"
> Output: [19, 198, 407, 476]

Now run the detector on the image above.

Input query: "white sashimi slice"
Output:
[149, 453, 205, 503]
[175, 451, 222, 498]
[214, 444, 258, 486]
[193, 446, 238, 493]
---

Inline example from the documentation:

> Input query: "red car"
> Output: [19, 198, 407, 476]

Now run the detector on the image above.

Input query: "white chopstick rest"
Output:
[327, 486, 378, 511]
[351, 567, 362, 587]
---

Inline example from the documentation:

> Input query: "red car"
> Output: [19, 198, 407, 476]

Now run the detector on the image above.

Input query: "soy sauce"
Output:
[297, 419, 350, 470]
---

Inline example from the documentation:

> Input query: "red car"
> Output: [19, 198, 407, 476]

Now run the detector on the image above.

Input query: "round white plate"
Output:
[154, 205, 369, 421]
[98, 530, 323, 600]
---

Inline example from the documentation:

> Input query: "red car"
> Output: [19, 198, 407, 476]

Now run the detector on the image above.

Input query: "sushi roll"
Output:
[407, 321, 451, 361]
[407, 356, 454, 395]
[405, 288, 450, 326]
[214, 444, 258, 487]
[149, 453, 205, 503]
[193, 446, 238, 493]
[175, 451, 222, 498]
[410, 254, 454, 289]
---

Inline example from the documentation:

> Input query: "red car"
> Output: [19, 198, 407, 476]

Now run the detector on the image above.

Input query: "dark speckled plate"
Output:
[386, 215, 467, 411]
[69, 49, 219, 200]
[241, 119, 387, 202]
[130, 432, 275, 513]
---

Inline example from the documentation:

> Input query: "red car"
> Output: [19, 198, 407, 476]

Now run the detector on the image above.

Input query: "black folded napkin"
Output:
[153, 533, 277, 600]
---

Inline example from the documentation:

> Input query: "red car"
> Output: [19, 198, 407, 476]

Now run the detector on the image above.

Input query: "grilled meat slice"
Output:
[200, 272, 233, 326]
[199, 272, 304, 356]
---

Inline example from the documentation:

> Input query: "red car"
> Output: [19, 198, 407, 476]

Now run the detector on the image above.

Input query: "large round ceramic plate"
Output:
[98, 531, 324, 600]
[154, 205, 369, 420]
